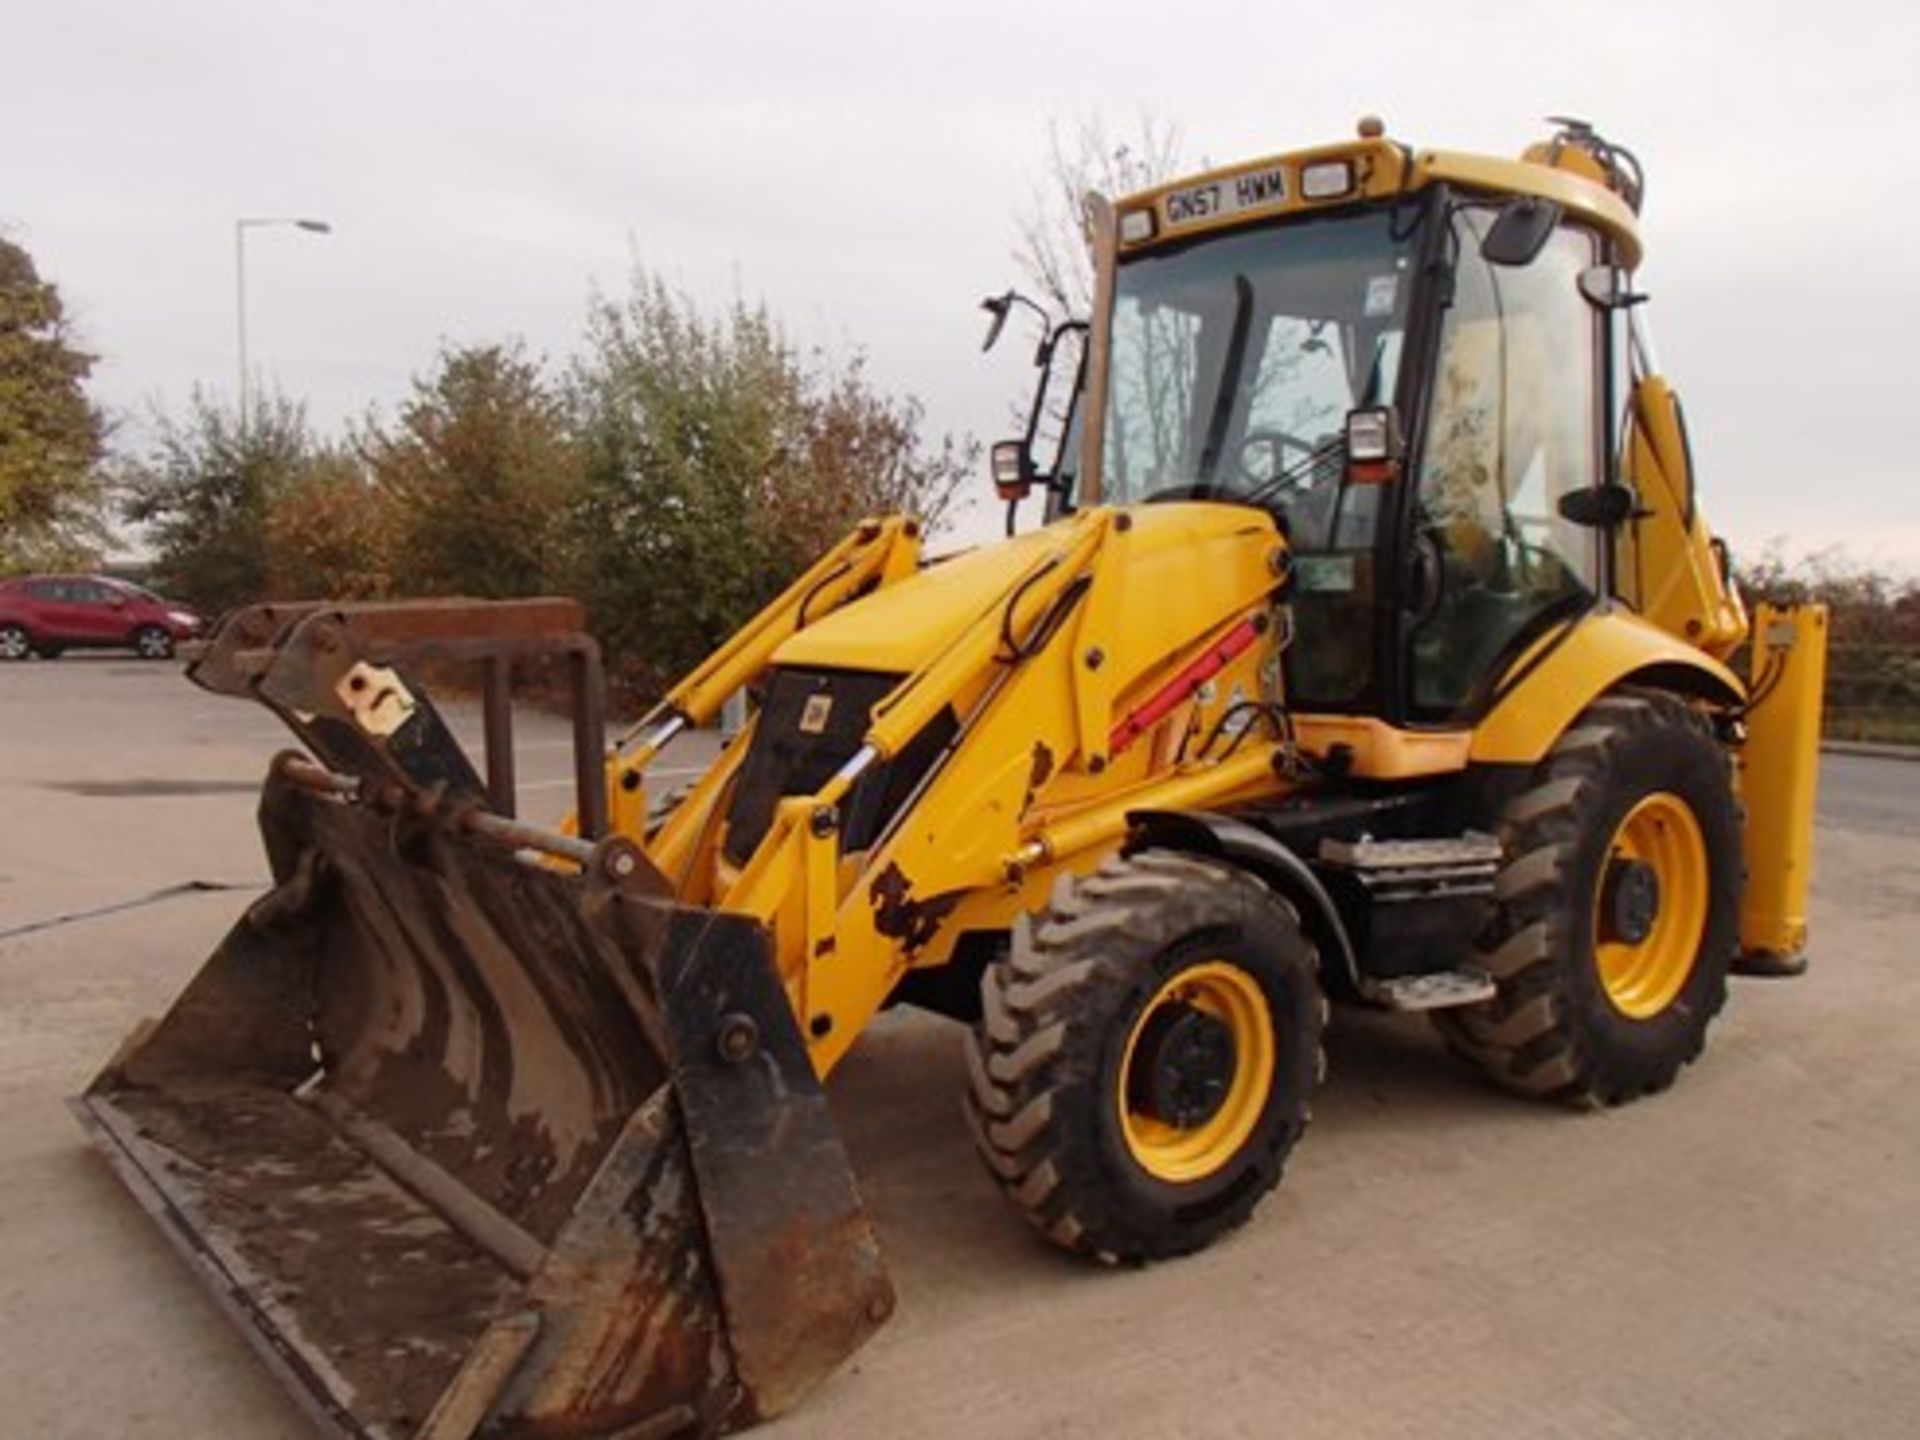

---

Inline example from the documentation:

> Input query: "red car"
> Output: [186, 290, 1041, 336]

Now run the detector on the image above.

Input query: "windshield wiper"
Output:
[1238, 436, 1345, 509]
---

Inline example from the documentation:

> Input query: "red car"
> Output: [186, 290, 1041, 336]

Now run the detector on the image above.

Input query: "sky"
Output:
[6, 1, 1919, 571]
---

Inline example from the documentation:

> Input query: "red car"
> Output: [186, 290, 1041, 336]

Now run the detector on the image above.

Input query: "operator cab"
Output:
[997, 120, 1646, 733]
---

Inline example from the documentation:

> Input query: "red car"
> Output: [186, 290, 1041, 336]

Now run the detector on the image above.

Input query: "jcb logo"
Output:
[799, 694, 834, 735]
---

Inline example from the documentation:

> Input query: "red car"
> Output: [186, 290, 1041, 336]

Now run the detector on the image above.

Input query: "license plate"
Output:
[1162, 166, 1289, 229]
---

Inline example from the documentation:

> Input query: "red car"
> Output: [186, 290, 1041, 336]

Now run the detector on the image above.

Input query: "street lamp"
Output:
[235, 216, 332, 428]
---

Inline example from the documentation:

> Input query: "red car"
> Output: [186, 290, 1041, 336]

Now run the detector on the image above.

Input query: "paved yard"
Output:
[2, 658, 1916, 1439]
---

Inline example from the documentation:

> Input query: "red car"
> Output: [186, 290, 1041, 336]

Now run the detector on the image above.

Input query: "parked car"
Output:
[0, 575, 205, 661]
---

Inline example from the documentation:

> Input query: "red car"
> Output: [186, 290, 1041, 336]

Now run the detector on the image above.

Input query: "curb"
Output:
[1822, 740, 1920, 762]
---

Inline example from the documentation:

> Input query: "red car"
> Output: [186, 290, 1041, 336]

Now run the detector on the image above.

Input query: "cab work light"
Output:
[991, 439, 1033, 500]
[1346, 407, 1400, 461]
[1345, 406, 1404, 484]
[1300, 160, 1355, 200]
[1119, 208, 1157, 244]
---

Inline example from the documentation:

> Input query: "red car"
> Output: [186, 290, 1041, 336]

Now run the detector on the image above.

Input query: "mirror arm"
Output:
[981, 288, 1054, 354]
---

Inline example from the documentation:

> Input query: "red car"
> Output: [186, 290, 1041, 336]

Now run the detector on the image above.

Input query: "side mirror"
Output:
[1558, 481, 1639, 529]
[985, 301, 1086, 530]
[1481, 196, 1563, 267]
[980, 292, 1013, 353]
[991, 439, 1034, 502]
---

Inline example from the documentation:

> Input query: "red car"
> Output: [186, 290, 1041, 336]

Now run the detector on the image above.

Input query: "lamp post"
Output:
[235, 217, 332, 428]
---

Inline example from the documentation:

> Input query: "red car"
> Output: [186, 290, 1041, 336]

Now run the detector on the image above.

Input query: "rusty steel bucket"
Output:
[73, 600, 892, 1440]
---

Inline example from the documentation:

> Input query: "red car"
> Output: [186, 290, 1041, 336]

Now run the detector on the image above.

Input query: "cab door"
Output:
[1401, 209, 1606, 719]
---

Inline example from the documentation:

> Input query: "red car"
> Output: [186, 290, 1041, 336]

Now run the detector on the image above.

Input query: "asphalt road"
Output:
[2, 657, 1916, 1440]
[1813, 749, 1920, 839]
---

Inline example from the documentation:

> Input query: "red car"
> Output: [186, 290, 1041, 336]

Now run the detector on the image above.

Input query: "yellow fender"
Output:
[1470, 609, 1744, 766]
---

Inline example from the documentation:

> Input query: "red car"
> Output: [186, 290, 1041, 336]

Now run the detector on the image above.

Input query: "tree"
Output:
[1739, 543, 1920, 744]
[0, 237, 108, 569]
[263, 450, 395, 600]
[362, 342, 581, 600]
[570, 268, 970, 695]
[118, 390, 322, 613]
[1002, 115, 1187, 479]
[1014, 113, 1185, 318]
[768, 352, 970, 562]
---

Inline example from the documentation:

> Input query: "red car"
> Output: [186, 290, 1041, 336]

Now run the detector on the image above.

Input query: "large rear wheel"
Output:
[965, 851, 1323, 1263]
[0, 624, 30, 661]
[1437, 690, 1742, 1106]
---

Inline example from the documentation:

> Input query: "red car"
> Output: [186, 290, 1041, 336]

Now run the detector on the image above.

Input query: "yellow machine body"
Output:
[77, 120, 1830, 1440]
[639, 502, 1292, 1076]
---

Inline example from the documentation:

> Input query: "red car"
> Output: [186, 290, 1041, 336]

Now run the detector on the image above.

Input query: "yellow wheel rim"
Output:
[1594, 792, 1709, 1019]
[1118, 960, 1274, 1184]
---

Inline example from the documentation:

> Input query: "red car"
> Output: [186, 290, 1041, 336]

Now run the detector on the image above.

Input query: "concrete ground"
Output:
[2, 657, 1916, 1439]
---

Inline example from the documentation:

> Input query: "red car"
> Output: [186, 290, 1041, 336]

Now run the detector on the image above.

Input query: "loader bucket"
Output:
[74, 758, 893, 1440]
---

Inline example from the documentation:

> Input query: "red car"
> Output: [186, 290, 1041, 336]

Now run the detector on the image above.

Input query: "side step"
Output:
[1316, 833, 1503, 899]
[1317, 832, 1504, 1012]
[1363, 969, 1497, 1011]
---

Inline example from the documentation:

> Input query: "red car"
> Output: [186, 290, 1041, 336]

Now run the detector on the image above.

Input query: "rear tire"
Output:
[0, 624, 30, 661]
[1436, 690, 1742, 1106]
[133, 625, 174, 660]
[965, 851, 1322, 1263]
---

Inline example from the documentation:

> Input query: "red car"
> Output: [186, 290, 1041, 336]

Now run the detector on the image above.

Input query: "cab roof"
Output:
[1115, 126, 1644, 270]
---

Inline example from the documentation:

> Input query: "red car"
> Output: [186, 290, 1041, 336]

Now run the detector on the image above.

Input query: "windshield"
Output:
[1098, 206, 1420, 547]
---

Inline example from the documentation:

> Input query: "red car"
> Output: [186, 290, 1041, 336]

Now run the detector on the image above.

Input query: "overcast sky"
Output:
[7, 1, 1918, 569]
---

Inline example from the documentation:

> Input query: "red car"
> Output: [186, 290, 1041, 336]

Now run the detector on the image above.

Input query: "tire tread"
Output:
[965, 851, 1322, 1262]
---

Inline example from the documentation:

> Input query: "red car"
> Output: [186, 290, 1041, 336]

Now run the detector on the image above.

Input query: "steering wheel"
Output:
[1236, 429, 1321, 489]
[1137, 429, 1327, 505]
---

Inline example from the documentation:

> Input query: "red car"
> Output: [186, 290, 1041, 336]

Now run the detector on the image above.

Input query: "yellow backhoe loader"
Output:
[76, 118, 1826, 1439]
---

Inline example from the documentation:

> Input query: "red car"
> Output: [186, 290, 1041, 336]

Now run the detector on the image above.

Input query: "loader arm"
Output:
[708, 505, 1295, 1076]
[600, 517, 923, 837]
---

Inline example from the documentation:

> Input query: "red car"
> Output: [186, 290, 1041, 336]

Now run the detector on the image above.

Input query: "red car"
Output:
[0, 575, 205, 661]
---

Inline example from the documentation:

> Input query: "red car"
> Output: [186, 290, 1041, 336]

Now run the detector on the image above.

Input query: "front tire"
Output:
[1437, 690, 1742, 1106]
[0, 624, 31, 661]
[965, 851, 1323, 1263]
[132, 625, 175, 660]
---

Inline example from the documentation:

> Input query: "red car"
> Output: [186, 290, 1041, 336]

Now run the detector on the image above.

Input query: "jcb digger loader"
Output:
[77, 119, 1826, 1439]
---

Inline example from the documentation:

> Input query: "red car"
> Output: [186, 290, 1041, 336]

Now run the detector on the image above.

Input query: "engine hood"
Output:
[771, 504, 1281, 675]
